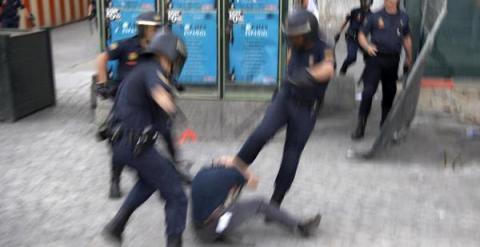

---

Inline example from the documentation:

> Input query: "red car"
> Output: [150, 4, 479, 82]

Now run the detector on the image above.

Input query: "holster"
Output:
[96, 113, 121, 142]
[129, 128, 159, 157]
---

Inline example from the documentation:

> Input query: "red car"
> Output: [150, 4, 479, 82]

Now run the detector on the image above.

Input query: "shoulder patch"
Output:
[109, 43, 119, 50]
[377, 17, 385, 29]
[128, 52, 138, 61]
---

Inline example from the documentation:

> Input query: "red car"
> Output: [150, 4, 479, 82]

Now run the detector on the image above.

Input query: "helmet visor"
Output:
[171, 40, 187, 80]
[282, 22, 311, 36]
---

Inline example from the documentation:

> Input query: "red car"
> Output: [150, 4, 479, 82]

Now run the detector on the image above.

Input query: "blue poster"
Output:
[171, 0, 216, 10]
[230, 0, 278, 11]
[229, 12, 279, 85]
[172, 11, 217, 84]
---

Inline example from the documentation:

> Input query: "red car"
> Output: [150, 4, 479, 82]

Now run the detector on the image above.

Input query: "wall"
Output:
[19, 0, 90, 28]
[424, 0, 480, 77]
[418, 79, 480, 124]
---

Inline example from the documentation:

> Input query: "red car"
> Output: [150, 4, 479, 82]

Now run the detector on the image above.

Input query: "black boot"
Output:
[298, 214, 322, 237]
[265, 190, 286, 223]
[270, 189, 286, 206]
[102, 208, 134, 244]
[109, 179, 122, 199]
[167, 236, 182, 247]
[109, 166, 123, 199]
[339, 64, 348, 75]
[351, 115, 367, 140]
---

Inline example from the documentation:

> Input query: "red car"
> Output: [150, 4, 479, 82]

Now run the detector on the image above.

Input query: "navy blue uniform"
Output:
[359, 8, 410, 124]
[191, 167, 246, 226]
[0, 0, 24, 28]
[237, 40, 330, 205]
[106, 36, 142, 97]
[111, 58, 187, 239]
[340, 7, 371, 73]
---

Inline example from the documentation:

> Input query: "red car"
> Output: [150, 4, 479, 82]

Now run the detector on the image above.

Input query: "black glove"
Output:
[175, 84, 185, 92]
[96, 83, 110, 99]
[96, 81, 118, 99]
[171, 78, 185, 92]
[288, 69, 318, 88]
[403, 64, 410, 75]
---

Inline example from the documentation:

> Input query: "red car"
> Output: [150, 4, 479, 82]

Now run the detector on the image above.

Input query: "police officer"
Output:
[96, 11, 163, 198]
[220, 9, 335, 209]
[102, 29, 188, 247]
[0, 0, 30, 28]
[351, 0, 413, 140]
[191, 161, 321, 243]
[96, 11, 163, 98]
[335, 0, 372, 75]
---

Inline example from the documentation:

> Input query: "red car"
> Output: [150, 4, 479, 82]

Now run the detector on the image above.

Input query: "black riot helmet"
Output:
[136, 11, 164, 39]
[144, 29, 187, 81]
[282, 9, 321, 50]
[360, 0, 373, 9]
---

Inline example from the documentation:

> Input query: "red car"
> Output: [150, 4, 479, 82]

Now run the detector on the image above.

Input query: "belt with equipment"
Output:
[124, 127, 159, 156]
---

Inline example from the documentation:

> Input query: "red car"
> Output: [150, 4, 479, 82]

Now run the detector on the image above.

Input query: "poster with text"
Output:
[172, 11, 218, 84]
[229, 11, 279, 85]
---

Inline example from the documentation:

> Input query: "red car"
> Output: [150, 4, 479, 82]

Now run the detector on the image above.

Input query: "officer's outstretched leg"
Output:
[109, 161, 124, 199]
[380, 59, 399, 126]
[271, 104, 316, 206]
[104, 179, 155, 243]
[352, 57, 381, 140]
[237, 94, 289, 165]
[340, 39, 359, 74]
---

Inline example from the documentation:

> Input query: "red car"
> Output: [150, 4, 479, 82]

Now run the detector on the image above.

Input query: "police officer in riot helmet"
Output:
[102, 30, 188, 247]
[335, 0, 373, 75]
[352, 0, 413, 140]
[95, 11, 163, 199]
[96, 11, 163, 99]
[218, 9, 335, 210]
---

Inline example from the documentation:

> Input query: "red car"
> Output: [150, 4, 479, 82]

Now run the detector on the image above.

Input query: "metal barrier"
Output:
[350, 0, 448, 159]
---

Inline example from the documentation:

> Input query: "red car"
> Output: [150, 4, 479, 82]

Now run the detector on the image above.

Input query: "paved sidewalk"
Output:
[0, 21, 479, 247]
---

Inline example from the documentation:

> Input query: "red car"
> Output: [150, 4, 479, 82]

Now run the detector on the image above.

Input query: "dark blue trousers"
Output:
[359, 54, 400, 121]
[237, 89, 318, 203]
[112, 137, 188, 238]
[340, 38, 360, 73]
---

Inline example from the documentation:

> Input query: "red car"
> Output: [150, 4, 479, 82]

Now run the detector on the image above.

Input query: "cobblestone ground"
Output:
[1, 21, 480, 247]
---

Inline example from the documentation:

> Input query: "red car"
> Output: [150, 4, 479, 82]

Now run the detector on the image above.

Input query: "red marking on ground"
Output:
[178, 128, 197, 145]
[421, 78, 455, 89]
